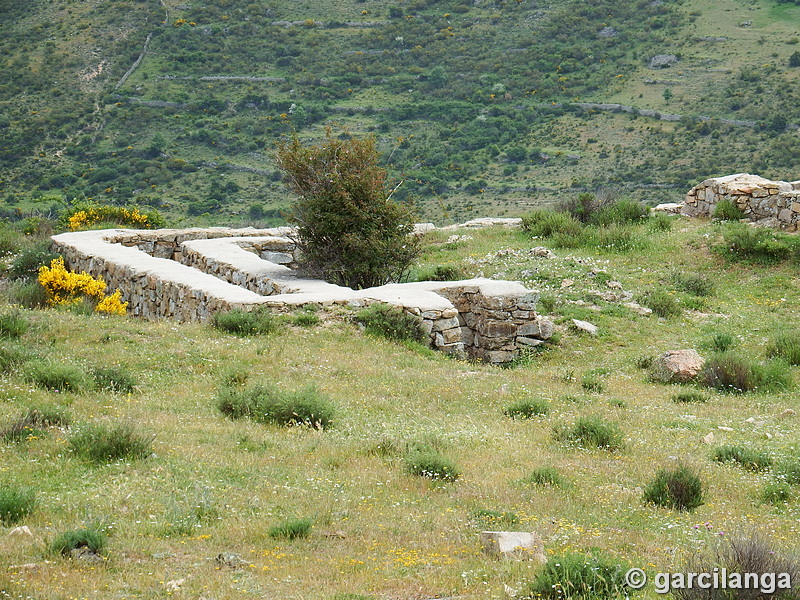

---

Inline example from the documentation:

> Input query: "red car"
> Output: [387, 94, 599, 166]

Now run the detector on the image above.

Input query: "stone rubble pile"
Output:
[51, 226, 555, 364]
[683, 173, 800, 230]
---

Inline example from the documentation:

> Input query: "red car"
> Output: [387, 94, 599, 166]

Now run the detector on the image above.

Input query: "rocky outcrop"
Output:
[50, 227, 555, 364]
[649, 349, 705, 383]
[683, 173, 800, 230]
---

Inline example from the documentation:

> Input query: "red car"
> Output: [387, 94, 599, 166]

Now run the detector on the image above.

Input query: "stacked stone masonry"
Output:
[51, 227, 553, 364]
[683, 173, 800, 230]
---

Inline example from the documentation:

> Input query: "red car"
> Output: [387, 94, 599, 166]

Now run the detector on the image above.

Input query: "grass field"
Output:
[0, 216, 799, 599]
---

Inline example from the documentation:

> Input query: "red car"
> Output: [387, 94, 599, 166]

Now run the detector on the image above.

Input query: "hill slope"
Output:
[1, 0, 800, 225]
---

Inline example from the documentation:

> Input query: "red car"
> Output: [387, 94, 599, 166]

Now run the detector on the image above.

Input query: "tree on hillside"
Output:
[275, 131, 419, 290]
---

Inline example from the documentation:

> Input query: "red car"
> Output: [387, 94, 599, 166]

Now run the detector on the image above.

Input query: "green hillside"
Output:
[2, 0, 800, 225]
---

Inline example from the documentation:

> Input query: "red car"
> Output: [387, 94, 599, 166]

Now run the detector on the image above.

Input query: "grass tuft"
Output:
[642, 465, 704, 512]
[0, 485, 36, 524]
[212, 306, 277, 336]
[766, 331, 800, 366]
[554, 416, 625, 451]
[217, 383, 334, 429]
[504, 398, 550, 419]
[68, 422, 154, 463]
[522, 466, 566, 487]
[268, 517, 313, 540]
[1, 405, 71, 443]
[354, 302, 426, 343]
[712, 445, 773, 472]
[519, 552, 633, 600]
[92, 366, 137, 393]
[24, 361, 92, 393]
[50, 528, 106, 556]
[404, 450, 461, 481]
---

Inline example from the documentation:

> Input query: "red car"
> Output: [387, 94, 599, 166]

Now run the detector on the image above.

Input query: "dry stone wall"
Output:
[51, 227, 553, 364]
[682, 173, 800, 230]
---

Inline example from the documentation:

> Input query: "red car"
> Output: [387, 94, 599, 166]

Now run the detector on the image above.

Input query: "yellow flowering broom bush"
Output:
[62, 203, 165, 232]
[37, 258, 128, 315]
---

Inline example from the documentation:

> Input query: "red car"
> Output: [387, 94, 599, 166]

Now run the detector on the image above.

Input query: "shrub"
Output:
[0, 486, 36, 524]
[504, 398, 550, 419]
[712, 445, 773, 472]
[268, 517, 313, 540]
[707, 332, 737, 352]
[417, 263, 465, 282]
[355, 303, 426, 344]
[671, 391, 708, 404]
[212, 306, 276, 336]
[276, 130, 419, 290]
[712, 198, 745, 221]
[289, 304, 320, 327]
[642, 465, 704, 511]
[68, 422, 154, 463]
[217, 383, 335, 429]
[60, 202, 165, 231]
[672, 272, 715, 297]
[640, 289, 681, 318]
[647, 213, 674, 232]
[521, 209, 583, 238]
[404, 450, 461, 481]
[519, 552, 632, 600]
[0, 312, 29, 339]
[591, 198, 649, 226]
[1, 405, 71, 443]
[762, 482, 793, 505]
[718, 224, 792, 264]
[7, 280, 50, 308]
[471, 509, 520, 527]
[555, 416, 625, 451]
[672, 532, 800, 600]
[594, 224, 644, 253]
[523, 466, 566, 487]
[25, 361, 92, 393]
[50, 528, 106, 556]
[700, 352, 791, 393]
[92, 366, 137, 393]
[766, 332, 800, 366]
[37, 257, 127, 315]
[9, 245, 61, 281]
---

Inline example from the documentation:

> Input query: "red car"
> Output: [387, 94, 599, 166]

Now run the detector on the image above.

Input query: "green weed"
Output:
[0, 486, 36, 524]
[642, 465, 704, 511]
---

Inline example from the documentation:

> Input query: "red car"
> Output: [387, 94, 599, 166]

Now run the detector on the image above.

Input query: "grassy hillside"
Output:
[1, 0, 800, 226]
[1, 216, 800, 598]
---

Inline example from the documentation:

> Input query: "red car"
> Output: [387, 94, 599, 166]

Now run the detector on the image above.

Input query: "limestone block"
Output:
[485, 350, 516, 364]
[480, 531, 546, 562]
[432, 317, 460, 332]
[792, 202, 800, 213]
[478, 319, 517, 338]
[778, 209, 793, 222]
[650, 349, 705, 383]
[441, 308, 458, 319]
[421, 310, 442, 320]
[517, 337, 544, 347]
[435, 327, 462, 346]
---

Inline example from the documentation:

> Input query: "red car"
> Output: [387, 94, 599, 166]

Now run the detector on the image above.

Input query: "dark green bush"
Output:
[555, 416, 625, 451]
[504, 398, 550, 419]
[640, 289, 681, 318]
[268, 517, 313, 540]
[404, 450, 461, 481]
[276, 131, 419, 290]
[1, 405, 71, 443]
[766, 332, 800, 366]
[355, 302, 426, 343]
[700, 352, 791, 393]
[712, 199, 745, 221]
[0, 485, 36, 524]
[671, 391, 708, 404]
[417, 263, 466, 282]
[211, 306, 276, 336]
[521, 209, 583, 238]
[591, 198, 649, 226]
[92, 366, 137, 393]
[642, 465, 704, 511]
[519, 552, 633, 600]
[68, 422, 154, 463]
[712, 445, 773, 472]
[217, 383, 335, 429]
[0, 312, 29, 339]
[25, 361, 92, 393]
[523, 466, 566, 487]
[51, 528, 106, 556]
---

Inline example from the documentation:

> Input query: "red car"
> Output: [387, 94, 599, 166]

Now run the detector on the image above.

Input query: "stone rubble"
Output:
[51, 227, 555, 365]
[683, 173, 800, 230]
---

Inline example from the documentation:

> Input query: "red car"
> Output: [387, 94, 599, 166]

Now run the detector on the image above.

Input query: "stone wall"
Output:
[51, 227, 554, 364]
[682, 173, 800, 230]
